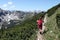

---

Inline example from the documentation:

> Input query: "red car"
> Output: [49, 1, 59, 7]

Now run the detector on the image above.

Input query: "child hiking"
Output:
[37, 16, 44, 34]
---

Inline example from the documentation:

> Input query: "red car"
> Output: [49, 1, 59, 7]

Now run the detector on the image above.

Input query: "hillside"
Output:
[47, 3, 60, 17]
[44, 4, 60, 40]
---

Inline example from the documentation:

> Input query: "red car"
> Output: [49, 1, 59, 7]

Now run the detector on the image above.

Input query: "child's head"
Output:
[39, 16, 44, 20]
[39, 17, 42, 20]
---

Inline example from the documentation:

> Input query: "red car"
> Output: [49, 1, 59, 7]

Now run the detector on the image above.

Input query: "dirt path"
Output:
[36, 14, 47, 40]
[37, 31, 44, 40]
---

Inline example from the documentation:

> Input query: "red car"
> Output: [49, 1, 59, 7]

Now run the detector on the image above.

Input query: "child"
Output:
[37, 16, 44, 34]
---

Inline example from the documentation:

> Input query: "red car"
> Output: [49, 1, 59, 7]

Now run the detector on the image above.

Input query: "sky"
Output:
[0, 0, 60, 11]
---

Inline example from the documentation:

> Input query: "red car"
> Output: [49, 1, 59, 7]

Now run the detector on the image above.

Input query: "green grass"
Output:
[44, 8, 60, 40]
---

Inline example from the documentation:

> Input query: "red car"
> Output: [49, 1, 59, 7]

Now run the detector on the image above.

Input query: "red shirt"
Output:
[37, 20, 43, 25]
[37, 19, 43, 29]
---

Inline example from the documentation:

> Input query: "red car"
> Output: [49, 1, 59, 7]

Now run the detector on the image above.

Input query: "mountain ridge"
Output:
[44, 4, 60, 40]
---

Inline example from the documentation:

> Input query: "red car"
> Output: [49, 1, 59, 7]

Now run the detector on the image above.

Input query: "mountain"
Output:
[0, 8, 43, 29]
[44, 4, 60, 40]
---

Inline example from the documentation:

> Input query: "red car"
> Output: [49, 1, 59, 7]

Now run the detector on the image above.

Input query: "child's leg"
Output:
[42, 26, 45, 33]
[39, 29, 42, 33]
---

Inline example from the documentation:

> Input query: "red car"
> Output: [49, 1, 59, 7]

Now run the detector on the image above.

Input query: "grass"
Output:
[44, 8, 60, 40]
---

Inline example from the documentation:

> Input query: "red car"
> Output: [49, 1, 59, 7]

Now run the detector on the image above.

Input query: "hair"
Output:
[39, 17, 42, 19]
[39, 16, 44, 20]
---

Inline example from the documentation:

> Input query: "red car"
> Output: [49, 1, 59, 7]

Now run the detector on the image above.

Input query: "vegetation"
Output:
[56, 14, 60, 29]
[44, 4, 60, 40]
[47, 3, 60, 17]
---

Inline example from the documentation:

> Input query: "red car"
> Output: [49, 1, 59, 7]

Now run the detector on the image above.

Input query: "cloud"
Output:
[2, 1, 13, 8]
[11, 5, 15, 8]
[4, 8, 8, 10]
[1, 1, 16, 10]
[8, 5, 16, 10]
[8, 2, 13, 5]
[3, 4, 8, 7]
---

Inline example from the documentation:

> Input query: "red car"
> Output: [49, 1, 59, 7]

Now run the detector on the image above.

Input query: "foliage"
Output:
[56, 14, 60, 29]
[47, 3, 60, 17]
[44, 6, 60, 40]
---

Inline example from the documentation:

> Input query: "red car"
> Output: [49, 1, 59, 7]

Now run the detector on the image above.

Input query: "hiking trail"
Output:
[36, 14, 47, 40]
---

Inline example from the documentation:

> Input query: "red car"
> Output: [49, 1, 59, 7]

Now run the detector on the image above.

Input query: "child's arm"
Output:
[37, 20, 38, 23]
